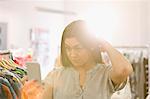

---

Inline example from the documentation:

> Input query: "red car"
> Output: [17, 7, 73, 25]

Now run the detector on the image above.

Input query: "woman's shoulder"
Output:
[45, 66, 73, 79]
[43, 66, 65, 85]
[47, 66, 65, 77]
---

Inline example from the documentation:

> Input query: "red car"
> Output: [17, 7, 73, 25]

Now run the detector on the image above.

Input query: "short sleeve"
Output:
[43, 71, 55, 87]
[106, 66, 127, 93]
[43, 67, 64, 87]
[42, 70, 59, 99]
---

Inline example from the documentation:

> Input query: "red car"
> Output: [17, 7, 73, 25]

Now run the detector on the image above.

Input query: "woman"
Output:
[23, 20, 133, 99]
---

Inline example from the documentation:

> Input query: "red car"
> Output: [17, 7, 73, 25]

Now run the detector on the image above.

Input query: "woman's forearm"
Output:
[103, 42, 133, 84]
[42, 85, 53, 99]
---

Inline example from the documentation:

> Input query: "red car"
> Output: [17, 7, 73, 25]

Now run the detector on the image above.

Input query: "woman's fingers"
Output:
[98, 38, 112, 52]
[26, 84, 43, 96]
[22, 80, 44, 99]
[23, 80, 38, 91]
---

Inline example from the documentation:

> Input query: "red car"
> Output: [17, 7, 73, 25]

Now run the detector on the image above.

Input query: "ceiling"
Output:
[0, 0, 148, 2]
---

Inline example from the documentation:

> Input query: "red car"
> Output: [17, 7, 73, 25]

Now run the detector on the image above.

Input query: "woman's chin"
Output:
[72, 62, 84, 68]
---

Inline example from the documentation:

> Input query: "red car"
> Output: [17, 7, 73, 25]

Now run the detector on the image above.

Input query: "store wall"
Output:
[64, 0, 149, 46]
[0, 1, 65, 48]
[0, 2, 31, 49]
[0, 0, 150, 78]
[0, 1, 65, 79]
[148, 1, 150, 44]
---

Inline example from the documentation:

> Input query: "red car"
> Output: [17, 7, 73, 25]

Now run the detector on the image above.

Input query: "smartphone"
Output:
[26, 62, 41, 83]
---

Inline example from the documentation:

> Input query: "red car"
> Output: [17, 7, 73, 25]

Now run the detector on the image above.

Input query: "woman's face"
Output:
[64, 37, 92, 67]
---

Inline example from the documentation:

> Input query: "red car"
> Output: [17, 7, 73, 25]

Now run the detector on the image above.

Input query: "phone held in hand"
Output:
[26, 62, 41, 83]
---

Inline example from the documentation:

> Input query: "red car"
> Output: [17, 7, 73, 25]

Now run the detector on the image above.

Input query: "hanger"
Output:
[0, 59, 16, 70]
[2, 59, 18, 69]
[0, 60, 12, 70]
[9, 59, 19, 67]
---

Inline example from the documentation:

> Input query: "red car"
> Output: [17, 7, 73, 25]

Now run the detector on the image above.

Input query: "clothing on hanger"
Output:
[0, 59, 27, 99]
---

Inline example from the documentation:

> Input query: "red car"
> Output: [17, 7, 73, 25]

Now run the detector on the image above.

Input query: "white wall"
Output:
[0, 1, 65, 78]
[148, 1, 150, 44]
[1, 0, 148, 48]
[0, 0, 150, 78]
[64, 0, 149, 46]
[0, 1, 65, 48]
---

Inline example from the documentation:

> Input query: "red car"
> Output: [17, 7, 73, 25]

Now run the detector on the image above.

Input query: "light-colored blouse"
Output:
[44, 64, 126, 99]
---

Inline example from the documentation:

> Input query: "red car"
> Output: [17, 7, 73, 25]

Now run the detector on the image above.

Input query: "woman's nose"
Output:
[70, 49, 78, 57]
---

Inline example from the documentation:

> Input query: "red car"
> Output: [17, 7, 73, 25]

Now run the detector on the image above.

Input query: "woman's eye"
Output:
[66, 47, 71, 51]
[76, 46, 83, 50]
[65, 45, 84, 52]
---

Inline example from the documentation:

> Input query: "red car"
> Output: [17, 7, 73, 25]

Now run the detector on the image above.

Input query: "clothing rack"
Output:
[114, 45, 150, 99]
[0, 50, 11, 55]
[0, 50, 27, 99]
[0, 50, 13, 60]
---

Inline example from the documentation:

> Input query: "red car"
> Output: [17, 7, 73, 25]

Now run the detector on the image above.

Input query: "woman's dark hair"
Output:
[61, 20, 103, 67]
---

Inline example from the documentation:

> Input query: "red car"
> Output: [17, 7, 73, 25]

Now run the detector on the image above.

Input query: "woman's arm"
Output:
[42, 84, 53, 99]
[21, 80, 53, 99]
[100, 40, 133, 85]
[21, 80, 44, 99]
